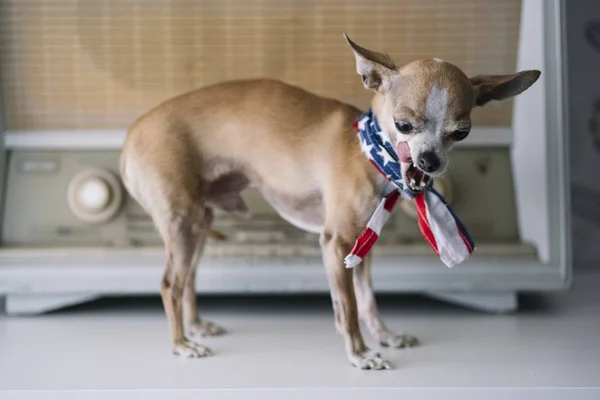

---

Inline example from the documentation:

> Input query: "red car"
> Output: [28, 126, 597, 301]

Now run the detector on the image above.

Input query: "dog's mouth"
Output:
[402, 161, 432, 192]
[395, 142, 433, 192]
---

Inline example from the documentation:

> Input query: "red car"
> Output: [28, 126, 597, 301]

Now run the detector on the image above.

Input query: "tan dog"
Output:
[120, 34, 540, 369]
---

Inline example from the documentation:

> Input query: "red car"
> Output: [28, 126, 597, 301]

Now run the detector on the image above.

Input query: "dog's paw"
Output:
[172, 340, 213, 358]
[188, 320, 227, 337]
[349, 349, 393, 370]
[378, 331, 420, 349]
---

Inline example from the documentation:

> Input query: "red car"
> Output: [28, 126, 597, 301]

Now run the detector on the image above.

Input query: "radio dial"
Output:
[67, 169, 123, 224]
[76, 177, 111, 212]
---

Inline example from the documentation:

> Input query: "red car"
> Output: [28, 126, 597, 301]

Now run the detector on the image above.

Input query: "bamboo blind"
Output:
[0, 0, 521, 131]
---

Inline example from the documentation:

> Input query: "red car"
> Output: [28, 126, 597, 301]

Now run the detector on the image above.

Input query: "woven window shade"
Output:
[0, 0, 521, 131]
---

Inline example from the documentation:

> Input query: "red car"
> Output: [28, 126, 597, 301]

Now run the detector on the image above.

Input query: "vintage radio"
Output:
[0, 0, 570, 314]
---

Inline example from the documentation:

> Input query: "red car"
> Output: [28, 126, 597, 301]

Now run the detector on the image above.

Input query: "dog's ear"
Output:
[343, 33, 397, 92]
[469, 70, 541, 107]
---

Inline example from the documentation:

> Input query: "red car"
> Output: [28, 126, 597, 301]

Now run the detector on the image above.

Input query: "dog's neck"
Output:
[374, 170, 397, 199]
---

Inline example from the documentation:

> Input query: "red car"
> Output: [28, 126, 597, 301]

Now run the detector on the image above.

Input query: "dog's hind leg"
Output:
[159, 206, 212, 358]
[353, 253, 419, 349]
[184, 207, 227, 338]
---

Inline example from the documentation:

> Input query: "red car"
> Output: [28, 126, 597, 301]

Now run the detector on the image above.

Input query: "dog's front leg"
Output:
[320, 231, 392, 370]
[353, 253, 419, 349]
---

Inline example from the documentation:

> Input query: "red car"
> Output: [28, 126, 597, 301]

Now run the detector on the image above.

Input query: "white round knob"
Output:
[67, 168, 123, 224]
[76, 177, 111, 212]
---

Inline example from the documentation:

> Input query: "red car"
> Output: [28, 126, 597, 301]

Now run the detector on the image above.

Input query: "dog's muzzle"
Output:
[396, 142, 431, 192]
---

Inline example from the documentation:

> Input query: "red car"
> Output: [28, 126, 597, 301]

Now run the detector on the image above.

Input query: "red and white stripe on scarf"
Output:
[344, 189, 474, 269]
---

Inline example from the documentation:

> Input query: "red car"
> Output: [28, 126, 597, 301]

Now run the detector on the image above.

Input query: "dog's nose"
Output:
[417, 152, 441, 173]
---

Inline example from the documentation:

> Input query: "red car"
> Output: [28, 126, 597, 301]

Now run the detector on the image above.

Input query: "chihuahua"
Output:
[120, 34, 540, 369]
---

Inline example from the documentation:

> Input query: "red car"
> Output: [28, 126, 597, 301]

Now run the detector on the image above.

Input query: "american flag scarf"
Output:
[344, 109, 475, 269]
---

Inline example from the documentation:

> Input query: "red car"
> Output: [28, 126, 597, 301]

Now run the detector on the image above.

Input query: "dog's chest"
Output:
[259, 186, 325, 234]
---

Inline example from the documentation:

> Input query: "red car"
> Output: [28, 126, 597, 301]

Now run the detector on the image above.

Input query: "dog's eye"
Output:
[395, 121, 413, 134]
[450, 129, 470, 141]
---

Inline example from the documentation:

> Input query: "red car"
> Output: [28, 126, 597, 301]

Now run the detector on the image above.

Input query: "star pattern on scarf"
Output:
[379, 149, 396, 166]
[359, 134, 374, 155]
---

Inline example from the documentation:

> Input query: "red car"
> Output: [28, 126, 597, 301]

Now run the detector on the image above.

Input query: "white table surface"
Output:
[1, 272, 599, 400]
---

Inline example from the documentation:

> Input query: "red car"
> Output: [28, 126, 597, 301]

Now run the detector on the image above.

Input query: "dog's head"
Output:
[344, 34, 540, 192]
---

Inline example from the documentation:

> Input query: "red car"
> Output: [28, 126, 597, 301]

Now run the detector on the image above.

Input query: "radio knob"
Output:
[76, 177, 111, 212]
[67, 168, 123, 224]
[400, 176, 453, 220]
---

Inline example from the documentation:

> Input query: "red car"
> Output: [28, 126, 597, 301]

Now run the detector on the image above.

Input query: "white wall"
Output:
[512, 0, 550, 262]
